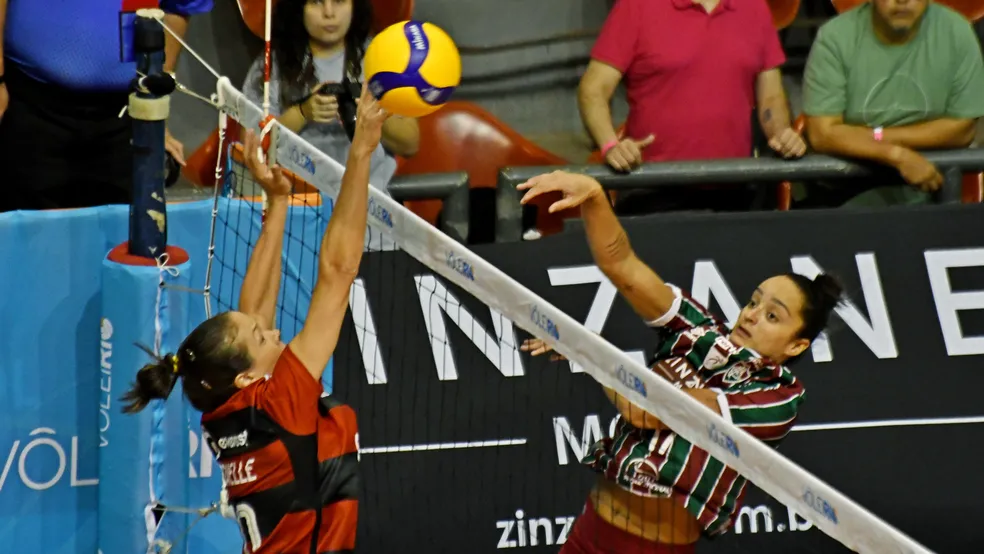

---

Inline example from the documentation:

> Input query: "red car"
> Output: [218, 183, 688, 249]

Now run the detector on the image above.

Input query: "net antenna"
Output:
[258, 0, 275, 216]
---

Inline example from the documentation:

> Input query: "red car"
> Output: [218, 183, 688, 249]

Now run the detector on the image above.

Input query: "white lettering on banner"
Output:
[0, 428, 98, 492]
[690, 260, 742, 328]
[221, 458, 258, 486]
[414, 275, 524, 381]
[99, 318, 114, 448]
[349, 278, 388, 385]
[495, 509, 576, 548]
[553, 414, 619, 465]
[791, 255, 898, 362]
[733, 504, 814, 534]
[188, 430, 215, 479]
[546, 266, 646, 373]
[925, 248, 984, 356]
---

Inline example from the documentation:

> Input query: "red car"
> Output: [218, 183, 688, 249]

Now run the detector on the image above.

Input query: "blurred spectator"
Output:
[578, 0, 804, 215]
[244, 0, 419, 193]
[803, 0, 984, 208]
[0, 0, 209, 212]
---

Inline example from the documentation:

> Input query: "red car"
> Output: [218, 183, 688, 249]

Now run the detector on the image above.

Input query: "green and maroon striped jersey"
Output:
[582, 285, 806, 536]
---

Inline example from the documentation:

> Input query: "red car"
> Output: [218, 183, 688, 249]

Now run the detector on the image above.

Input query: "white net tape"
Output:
[213, 76, 931, 554]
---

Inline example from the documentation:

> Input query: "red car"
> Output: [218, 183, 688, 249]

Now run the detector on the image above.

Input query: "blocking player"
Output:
[120, 83, 388, 553]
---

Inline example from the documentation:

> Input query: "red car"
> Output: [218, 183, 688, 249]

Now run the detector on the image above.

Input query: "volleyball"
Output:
[364, 20, 461, 118]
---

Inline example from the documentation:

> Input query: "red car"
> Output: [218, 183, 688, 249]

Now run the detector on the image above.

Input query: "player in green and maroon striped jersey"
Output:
[518, 171, 844, 554]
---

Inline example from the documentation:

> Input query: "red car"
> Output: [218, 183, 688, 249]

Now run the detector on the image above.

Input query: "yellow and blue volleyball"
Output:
[364, 20, 461, 118]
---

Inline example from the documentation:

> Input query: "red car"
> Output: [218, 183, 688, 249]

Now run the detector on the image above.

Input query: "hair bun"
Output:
[812, 273, 845, 308]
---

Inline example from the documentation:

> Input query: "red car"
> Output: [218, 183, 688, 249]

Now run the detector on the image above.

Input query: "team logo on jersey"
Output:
[722, 361, 755, 385]
[625, 458, 672, 498]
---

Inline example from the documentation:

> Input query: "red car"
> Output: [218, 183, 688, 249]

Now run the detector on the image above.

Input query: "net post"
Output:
[128, 8, 172, 258]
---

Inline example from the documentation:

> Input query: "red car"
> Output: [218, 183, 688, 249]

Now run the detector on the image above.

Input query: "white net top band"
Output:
[215, 76, 931, 554]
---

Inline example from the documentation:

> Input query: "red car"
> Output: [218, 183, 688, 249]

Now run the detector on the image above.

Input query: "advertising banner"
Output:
[335, 204, 984, 554]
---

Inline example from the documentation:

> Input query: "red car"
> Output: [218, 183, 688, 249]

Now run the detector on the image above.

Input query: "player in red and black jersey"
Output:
[120, 83, 389, 554]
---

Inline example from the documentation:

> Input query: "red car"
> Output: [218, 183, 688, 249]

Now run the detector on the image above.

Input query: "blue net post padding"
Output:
[97, 244, 191, 554]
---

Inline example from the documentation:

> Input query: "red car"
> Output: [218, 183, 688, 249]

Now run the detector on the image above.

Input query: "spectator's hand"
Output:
[351, 81, 390, 156]
[0, 83, 8, 122]
[301, 84, 340, 124]
[895, 148, 943, 192]
[518, 170, 605, 213]
[520, 338, 567, 361]
[604, 135, 655, 172]
[768, 127, 807, 159]
[243, 129, 292, 198]
[164, 127, 186, 166]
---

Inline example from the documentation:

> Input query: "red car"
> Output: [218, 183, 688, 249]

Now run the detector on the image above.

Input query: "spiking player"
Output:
[519, 171, 844, 553]
[121, 83, 388, 553]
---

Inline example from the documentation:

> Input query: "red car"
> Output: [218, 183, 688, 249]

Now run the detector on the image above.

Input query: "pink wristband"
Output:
[600, 139, 619, 156]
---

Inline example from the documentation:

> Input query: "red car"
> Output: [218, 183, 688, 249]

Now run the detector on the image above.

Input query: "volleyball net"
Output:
[192, 70, 934, 554]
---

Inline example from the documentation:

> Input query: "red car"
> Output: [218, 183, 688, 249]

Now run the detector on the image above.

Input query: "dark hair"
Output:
[120, 312, 253, 415]
[781, 272, 845, 342]
[269, 0, 374, 108]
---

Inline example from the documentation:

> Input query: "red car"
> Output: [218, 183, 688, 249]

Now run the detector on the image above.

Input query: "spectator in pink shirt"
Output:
[578, 0, 806, 214]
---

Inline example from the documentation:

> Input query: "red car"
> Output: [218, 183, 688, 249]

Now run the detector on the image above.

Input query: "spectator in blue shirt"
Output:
[0, 0, 213, 211]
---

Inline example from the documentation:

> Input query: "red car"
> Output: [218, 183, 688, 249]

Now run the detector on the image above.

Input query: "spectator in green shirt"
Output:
[802, 0, 984, 208]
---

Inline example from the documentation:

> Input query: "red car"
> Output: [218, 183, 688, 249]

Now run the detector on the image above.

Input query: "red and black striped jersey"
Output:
[201, 346, 359, 554]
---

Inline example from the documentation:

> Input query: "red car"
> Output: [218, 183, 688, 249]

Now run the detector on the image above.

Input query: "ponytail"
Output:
[120, 344, 180, 414]
[782, 272, 846, 342]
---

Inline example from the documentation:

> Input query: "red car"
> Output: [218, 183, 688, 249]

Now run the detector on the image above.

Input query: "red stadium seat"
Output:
[768, 0, 801, 29]
[371, 0, 415, 32]
[393, 100, 572, 234]
[235, 0, 266, 40]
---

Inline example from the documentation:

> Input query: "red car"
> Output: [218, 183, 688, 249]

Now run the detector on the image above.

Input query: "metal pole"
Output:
[128, 9, 172, 258]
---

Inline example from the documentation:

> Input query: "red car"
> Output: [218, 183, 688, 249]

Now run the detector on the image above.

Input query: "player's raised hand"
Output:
[243, 129, 292, 198]
[351, 81, 391, 156]
[520, 338, 567, 361]
[518, 170, 606, 213]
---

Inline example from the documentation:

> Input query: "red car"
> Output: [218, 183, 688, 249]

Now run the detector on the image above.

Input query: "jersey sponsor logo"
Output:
[683, 326, 710, 342]
[217, 430, 249, 450]
[722, 361, 755, 385]
[495, 509, 575, 548]
[703, 349, 729, 370]
[654, 358, 703, 389]
[704, 336, 741, 370]
[624, 458, 672, 498]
